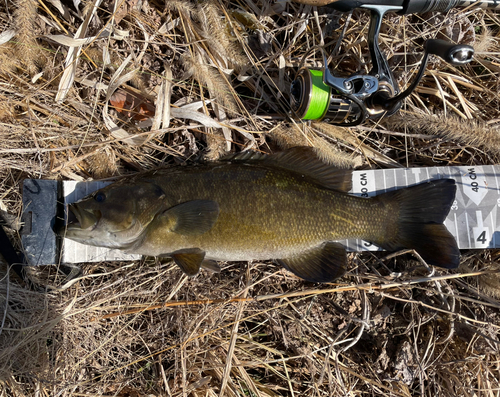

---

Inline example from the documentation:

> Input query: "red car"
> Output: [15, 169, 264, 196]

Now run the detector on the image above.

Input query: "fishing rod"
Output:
[290, 0, 500, 126]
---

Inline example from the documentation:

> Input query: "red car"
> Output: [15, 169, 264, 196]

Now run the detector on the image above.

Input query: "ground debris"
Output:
[0, 1, 500, 396]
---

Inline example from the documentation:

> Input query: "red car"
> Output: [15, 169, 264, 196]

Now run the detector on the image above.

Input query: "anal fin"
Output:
[276, 242, 346, 283]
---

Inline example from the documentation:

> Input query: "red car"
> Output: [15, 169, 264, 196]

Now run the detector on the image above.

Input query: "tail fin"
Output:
[376, 179, 460, 269]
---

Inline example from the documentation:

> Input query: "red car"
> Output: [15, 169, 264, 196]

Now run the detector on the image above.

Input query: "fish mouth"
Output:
[67, 204, 101, 231]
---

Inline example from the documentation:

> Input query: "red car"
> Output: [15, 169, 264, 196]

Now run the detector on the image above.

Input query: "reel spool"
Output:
[288, 3, 474, 126]
[290, 68, 360, 123]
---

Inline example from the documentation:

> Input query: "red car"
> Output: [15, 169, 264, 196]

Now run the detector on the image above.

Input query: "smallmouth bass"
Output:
[62, 147, 460, 282]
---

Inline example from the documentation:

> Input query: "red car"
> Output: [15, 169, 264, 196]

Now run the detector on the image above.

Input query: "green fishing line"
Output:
[303, 69, 330, 120]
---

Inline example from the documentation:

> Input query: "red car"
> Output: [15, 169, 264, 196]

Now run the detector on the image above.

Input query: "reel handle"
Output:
[371, 39, 474, 113]
[425, 39, 474, 65]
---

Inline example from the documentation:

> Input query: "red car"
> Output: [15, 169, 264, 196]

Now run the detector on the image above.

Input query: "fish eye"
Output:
[94, 192, 106, 203]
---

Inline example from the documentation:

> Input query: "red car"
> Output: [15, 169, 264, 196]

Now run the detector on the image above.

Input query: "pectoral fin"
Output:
[170, 248, 206, 276]
[276, 242, 347, 283]
[160, 200, 220, 236]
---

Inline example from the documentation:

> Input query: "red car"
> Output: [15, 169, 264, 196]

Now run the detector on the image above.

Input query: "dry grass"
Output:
[1, 1, 500, 396]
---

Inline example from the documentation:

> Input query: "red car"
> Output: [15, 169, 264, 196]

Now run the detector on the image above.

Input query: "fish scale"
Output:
[58, 148, 459, 282]
[158, 165, 377, 258]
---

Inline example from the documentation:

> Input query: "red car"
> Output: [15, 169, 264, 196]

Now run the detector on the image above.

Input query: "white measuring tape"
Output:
[345, 165, 499, 252]
[56, 165, 499, 265]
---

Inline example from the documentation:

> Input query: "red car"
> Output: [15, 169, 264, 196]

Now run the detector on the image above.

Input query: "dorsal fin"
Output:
[221, 146, 353, 192]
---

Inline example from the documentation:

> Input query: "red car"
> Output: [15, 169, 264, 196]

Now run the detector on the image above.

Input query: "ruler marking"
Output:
[412, 167, 420, 184]
[491, 211, 496, 248]
[473, 210, 486, 248]
[465, 211, 471, 246]
[492, 166, 500, 194]
[454, 212, 460, 247]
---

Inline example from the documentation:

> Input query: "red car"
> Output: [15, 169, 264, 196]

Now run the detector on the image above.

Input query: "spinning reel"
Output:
[290, 1, 475, 126]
